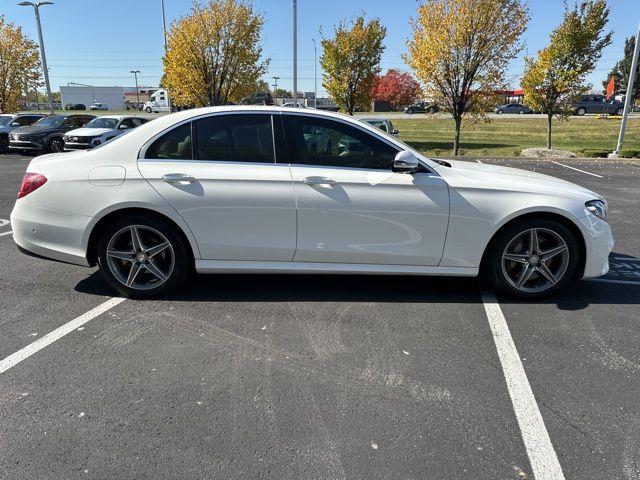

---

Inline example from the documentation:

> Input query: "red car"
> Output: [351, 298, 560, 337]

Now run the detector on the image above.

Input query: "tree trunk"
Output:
[453, 116, 462, 156]
[547, 113, 552, 149]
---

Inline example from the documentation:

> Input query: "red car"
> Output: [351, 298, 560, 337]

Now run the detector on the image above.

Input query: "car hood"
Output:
[436, 159, 602, 203]
[11, 125, 59, 135]
[66, 127, 115, 137]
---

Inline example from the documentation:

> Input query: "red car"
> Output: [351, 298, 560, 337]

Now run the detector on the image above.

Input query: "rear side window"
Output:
[145, 122, 192, 160]
[194, 114, 274, 163]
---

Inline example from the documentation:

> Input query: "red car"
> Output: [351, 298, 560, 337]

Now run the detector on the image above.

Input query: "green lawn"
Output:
[393, 116, 640, 158]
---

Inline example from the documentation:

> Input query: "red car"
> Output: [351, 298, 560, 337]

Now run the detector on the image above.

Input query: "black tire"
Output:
[48, 137, 64, 153]
[518, 109, 525, 114]
[97, 214, 191, 299]
[0, 135, 8, 154]
[575, 107, 586, 116]
[484, 218, 580, 298]
[406, 109, 414, 115]
[145, 106, 152, 113]
[496, 109, 503, 114]
[615, 108, 623, 116]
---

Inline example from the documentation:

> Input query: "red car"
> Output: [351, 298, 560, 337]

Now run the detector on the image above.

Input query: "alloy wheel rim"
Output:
[501, 228, 570, 293]
[106, 225, 175, 291]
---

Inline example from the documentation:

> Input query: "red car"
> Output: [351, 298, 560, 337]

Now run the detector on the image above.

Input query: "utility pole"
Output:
[131, 70, 141, 105]
[272, 76, 280, 94]
[292, 0, 297, 108]
[19, 2, 55, 114]
[312, 38, 317, 108]
[611, 21, 640, 158]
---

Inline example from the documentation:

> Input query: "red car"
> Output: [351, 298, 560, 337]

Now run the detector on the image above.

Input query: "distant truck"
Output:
[143, 89, 171, 113]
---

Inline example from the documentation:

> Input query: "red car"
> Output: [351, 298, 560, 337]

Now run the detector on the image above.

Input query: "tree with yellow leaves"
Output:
[522, 0, 612, 149]
[406, 0, 528, 156]
[320, 17, 386, 115]
[163, 0, 269, 107]
[0, 16, 41, 113]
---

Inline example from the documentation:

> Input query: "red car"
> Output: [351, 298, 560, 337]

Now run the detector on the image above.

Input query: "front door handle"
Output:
[162, 173, 196, 185]
[303, 176, 336, 186]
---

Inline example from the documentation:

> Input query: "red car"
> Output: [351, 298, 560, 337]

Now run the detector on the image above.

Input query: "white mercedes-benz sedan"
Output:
[10, 106, 613, 299]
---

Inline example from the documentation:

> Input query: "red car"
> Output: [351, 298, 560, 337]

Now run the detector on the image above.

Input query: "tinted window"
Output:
[287, 115, 397, 169]
[35, 115, 66, 128]
[131, 118, 146, 127]
[194, 114, 274, 163]
[86, 117, 118, 129]
[0, 115, 11, 126]
[145, 122, 192, 160]
[64, 116, 89, 128]
[118, 118, 135, 129]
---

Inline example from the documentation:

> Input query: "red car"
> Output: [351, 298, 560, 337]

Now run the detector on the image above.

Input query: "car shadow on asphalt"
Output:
[74, 265, 640, 312]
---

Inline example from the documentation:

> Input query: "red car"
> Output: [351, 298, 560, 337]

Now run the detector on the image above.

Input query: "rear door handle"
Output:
[303, 176, 336, 186]
[162, 173, 196, 185]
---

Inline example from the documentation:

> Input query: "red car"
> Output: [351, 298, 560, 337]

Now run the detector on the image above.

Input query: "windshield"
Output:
[34, 115, 66, 128]
[84, 117, 118, 129]
[0, 115, 12, 126]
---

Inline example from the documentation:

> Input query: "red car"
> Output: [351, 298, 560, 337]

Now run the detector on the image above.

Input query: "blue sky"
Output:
[3, 0, 638, 94]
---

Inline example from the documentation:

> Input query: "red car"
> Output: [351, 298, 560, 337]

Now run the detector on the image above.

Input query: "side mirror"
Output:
[393, 150, 419, 172]
[119, 124, 129, 129]
[10, 122, 20, 127]
[392, 129, 399, 136]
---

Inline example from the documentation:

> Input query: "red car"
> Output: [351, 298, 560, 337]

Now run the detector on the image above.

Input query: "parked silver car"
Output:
[360, 117, 399, 136]
[494, 103, 533, 114]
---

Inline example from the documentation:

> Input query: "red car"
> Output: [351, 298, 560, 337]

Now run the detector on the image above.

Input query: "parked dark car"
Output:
[572, 94, 624, 116]
[64, 103, 87, 110]
[494, 103, 533, 114]
[404, 101, 439, 114]
[0, 113, 46, 153]
[241, 92, 274, 105]
[8, 114, 95, 153]
[360, 117, 399, 136]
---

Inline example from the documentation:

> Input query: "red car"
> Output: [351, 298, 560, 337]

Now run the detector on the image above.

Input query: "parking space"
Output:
[1, 152, 639, 479]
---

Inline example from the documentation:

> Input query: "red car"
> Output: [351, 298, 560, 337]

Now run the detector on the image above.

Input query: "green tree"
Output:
[255, 79, 270, 93]
[273, 88, 292, 97]
[522, 0, 612, 149]
[163, 0, 269, 107]
[406, 0, 529, 156]
[602, 36, 640, 99]
[0, 16, 42, 113]
[320, 16, 386, 115]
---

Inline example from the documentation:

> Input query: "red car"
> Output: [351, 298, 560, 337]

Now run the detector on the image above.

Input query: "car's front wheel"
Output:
[97, 215, 191, 298]
[48, 137, 65, 153]
[486, 219, 580, 298]
[575, 107, 586, 116]
[0, 135, 8, 153]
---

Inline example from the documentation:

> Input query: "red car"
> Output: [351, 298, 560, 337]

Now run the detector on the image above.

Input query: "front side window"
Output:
[145, 122, 192, 160]
[85, 117, 118, 129]
[287, 115, 398, 170]
[194, 114, 274, 163]
[35, 115, 66, 128]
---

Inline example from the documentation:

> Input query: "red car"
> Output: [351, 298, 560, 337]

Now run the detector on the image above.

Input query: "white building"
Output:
[60, 86, 125, 110]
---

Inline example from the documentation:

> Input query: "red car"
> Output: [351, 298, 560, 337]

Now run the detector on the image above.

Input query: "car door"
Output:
[138, 113, 297, 261]
[284, 114, 450, 266]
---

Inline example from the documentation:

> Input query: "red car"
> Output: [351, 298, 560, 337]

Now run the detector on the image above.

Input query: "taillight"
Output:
[18, 173, 47, 199]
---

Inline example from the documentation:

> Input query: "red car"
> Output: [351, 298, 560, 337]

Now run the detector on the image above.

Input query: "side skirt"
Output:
[195, 260, 478, 276]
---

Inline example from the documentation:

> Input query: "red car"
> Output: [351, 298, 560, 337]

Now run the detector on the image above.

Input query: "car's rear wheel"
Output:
[496, 109, 503, 114]
[97, 215, 191, 298]
[48, 137, 64, 153]
[406, 108, 414, 114]
[575, 107, 586, 116]
[615, 108, 623, 116]
[486, 219, 580, 298]
[518, 109, 525, 114]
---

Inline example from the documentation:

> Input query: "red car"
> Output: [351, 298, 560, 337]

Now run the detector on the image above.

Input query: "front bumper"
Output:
[10, 198, 92, 267]
[9, 140, 43, 150]
[64, 141, 93, 150]
[577, 215, 614, 278]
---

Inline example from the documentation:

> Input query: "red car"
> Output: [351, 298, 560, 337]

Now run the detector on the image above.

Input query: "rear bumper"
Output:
[10, 198, 91, 267]
[577, 215, 614, 278]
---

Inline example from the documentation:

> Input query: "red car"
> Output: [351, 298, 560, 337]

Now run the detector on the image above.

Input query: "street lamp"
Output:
[272, 76, 280, 95]
[292, 0, 297, 107]
[131, 70, 141, 105]
[312, 38, 317, 108]
[19, 1, 55, 114]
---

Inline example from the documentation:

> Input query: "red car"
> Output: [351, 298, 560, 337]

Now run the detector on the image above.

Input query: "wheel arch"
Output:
[479, 211, 587, 279]
[86, 207, 197, 267]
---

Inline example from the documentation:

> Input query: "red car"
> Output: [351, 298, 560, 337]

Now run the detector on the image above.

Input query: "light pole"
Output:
[272, 76, 280, 94]
[131, 70, 141, 105]
[292, 0, 297, 107]
[160, 0, 173, 111]
[312, 38, 317, 108]
[19, 1, 54, 114]
[611, 21, 640, 158]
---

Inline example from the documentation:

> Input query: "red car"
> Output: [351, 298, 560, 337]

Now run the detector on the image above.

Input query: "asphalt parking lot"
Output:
[0, 152, 639, 479]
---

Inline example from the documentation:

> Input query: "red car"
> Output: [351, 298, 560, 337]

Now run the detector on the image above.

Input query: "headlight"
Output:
[586, 200, 607, 221]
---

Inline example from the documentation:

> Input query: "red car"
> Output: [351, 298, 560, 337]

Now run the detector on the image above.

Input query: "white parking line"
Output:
[586, 278, 640, 286]
[482, 291, 565, 480]
[0, 297, 126, 375]
[0, 230, 13, 237]
[550, 161, 603, 178]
